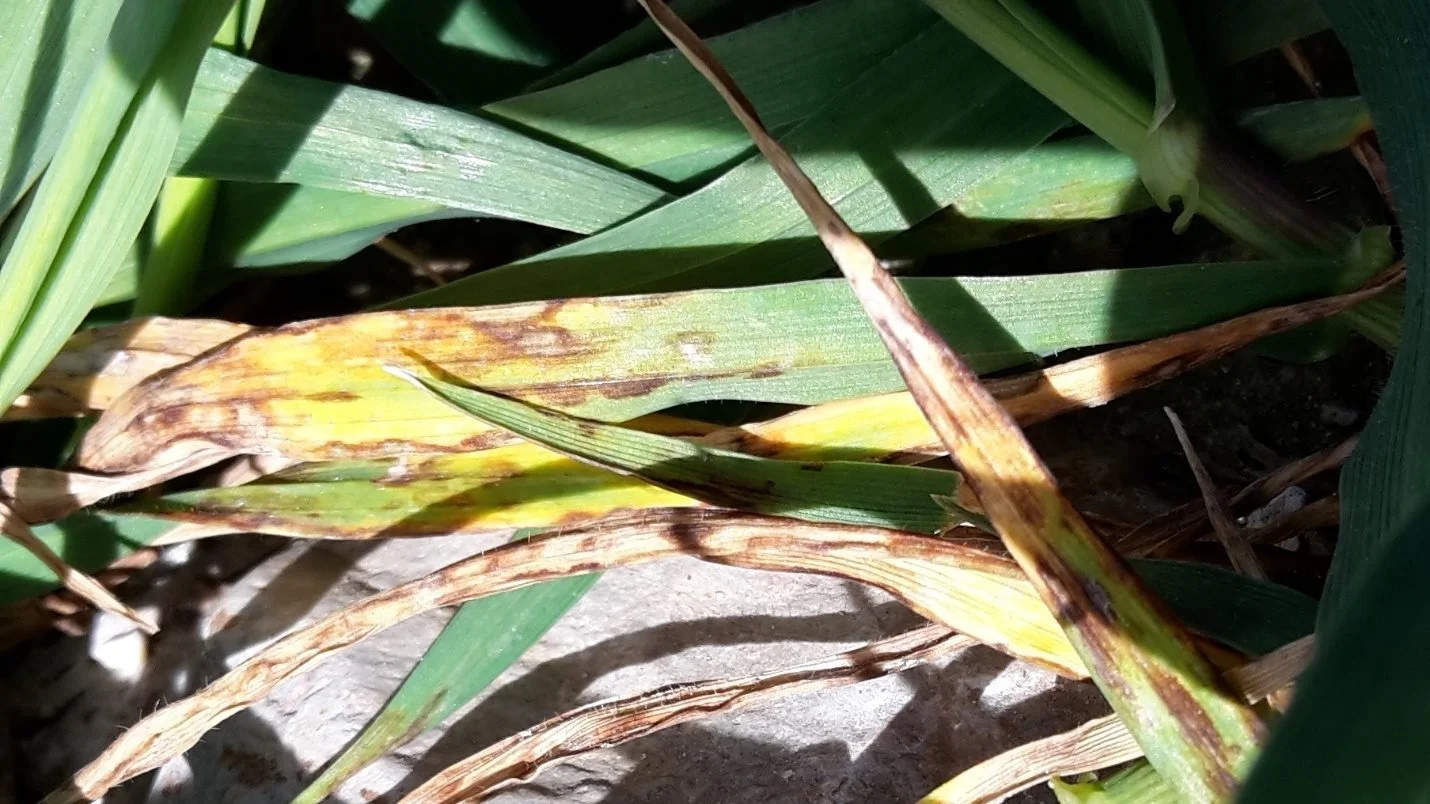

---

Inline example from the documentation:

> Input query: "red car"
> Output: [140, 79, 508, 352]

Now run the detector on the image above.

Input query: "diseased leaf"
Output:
[77, 263, 1350, 474]
[922, 715, 1143, 804]
[387, 370, 982, 534]
[41, 506, 1320, 803]
[1051, 761, 1180, 804]
[128, 274, 1390, 541]
[635, 0, 1264, 796]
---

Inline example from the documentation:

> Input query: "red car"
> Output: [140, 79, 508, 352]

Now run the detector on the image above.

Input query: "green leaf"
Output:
[923, 0, 1356, 262]
[404, 22, 1067, 306]
[0, 0, 126, 215]
[488, 0, 931, 188]
[1242, 500, 1430, 801]
[205, 185, 464, 269]
[346, 0, 559, 106]
[1185, 0, 1326, 66]
[531, 0, 743, 90]
[0, 0, 234, 414]
[1130, 560, 1314, 656]
[1316, 0, 1430, 630]
[191, 0, 1349, 276]
[291, 564, 598, 804]
[172, 49, 666, 235]
[134, 0, 268, 316]
[886, 97, 1371, 259]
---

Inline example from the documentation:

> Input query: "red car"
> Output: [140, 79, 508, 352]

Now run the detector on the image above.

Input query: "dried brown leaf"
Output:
[0, 501, 155, 634]
[922, 633, 1318, 803]
[399, 625, 975, 804]
[921, 714, 1143, 804]
[45, 509, 1084, 803]
[1120, 436, 1358, 557]
[1165, 407, 1268, 580]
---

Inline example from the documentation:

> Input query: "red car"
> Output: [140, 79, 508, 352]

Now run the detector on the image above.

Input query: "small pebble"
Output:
[1319, 404, 1359, 427]
[1244, 486, 1308, 529]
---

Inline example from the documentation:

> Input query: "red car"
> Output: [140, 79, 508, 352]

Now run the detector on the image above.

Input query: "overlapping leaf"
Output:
[0, 0, 125, 214]
[0, 0, 232, 414]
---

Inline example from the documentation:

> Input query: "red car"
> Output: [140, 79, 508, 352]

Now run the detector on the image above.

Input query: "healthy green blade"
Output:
[191, 0, 1354, 277]
[171, 49, 666, 233]
[0, 0, 233, 414]
[530, 0, 743, 90]
[1186, 0, 1326, 66]
[205, 94, 1369, 275]
[886, 97, 1371, 258]
[0, 0, 126, 215]
[346, 0, 558, 106]
[488, 0, 931, 187]
[205, 185, 463, 269]
[135, 0, 266, 316]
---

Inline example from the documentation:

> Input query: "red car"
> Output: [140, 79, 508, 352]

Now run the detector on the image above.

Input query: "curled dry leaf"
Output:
[632, 0, 1283, 796]
[45, 509, 1082, 803]
[0, 501, 156, 635]
[399, 625, 976, 804]
[5, 317, 249, 420]
[1, 449, 230, 524]
[921, 715, 1143, 804]
[922, 633, 1318, 804]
